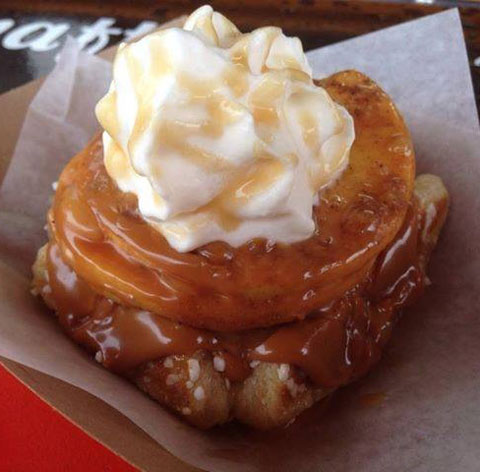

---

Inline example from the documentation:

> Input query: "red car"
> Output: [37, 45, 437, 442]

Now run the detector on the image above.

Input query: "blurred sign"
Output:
[0, 13, 158, 93]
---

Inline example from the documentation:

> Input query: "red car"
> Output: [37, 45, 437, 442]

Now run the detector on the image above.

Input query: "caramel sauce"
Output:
[50, 131, 411, 332]
[47, 243, 97, 317]
[47, 239, 260, 379]
[98, 38, 331, 246]
[248, 203, 424, 386]
[95, 91, 120, 143]
[249, 74, 284, 126]
[219, 155, 286, 211]
[223, 64, 249, 98]
[230, 37, 249, 68]
[45, 176, 428, 387]
[40, 71, 430, 389]
[195, 198, 241, 232]
[299, 110, 319, 152]
[358, 392, 387, 407]
[299, 102, 349, 191]
[103, 139, 141, 186]
[154, 120, 234, 172]
[47, 239, 250, 375]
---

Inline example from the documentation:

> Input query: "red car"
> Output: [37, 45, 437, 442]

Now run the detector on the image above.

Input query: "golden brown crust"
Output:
[132, 352, 232, 429]
[233, 363, 328, 430]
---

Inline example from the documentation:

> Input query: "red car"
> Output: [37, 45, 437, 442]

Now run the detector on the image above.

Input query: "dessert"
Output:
[32, 5, 448, 429]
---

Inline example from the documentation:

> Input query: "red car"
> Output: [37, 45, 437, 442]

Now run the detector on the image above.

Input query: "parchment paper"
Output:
[1, 9, 479, 472]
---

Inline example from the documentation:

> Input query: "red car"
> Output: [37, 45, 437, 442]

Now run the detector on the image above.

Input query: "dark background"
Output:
[1, 0, 480, 107]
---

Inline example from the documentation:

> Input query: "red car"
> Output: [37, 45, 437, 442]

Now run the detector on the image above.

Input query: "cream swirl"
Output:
[95, 5, 354, 252]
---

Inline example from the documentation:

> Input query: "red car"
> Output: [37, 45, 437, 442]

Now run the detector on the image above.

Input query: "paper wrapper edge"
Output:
[0, 357, 199, 471]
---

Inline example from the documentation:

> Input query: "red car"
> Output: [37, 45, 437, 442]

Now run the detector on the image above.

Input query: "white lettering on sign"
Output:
[75, 17, 122, 54]
[0, 18, 14, 35]
[2, 21, 70, 51]
[123, 21, 158, 41]
[0, 17, 160, 54]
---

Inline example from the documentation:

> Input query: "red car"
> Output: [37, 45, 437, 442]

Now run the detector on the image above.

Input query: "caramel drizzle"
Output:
[97, 35, 326, 233]
[45, 198, 427, 387]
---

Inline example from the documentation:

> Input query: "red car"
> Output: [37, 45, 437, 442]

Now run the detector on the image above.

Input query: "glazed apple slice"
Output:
[51, 71, 415, 331]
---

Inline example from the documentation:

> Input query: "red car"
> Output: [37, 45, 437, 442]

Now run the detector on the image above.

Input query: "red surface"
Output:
[0, 364, 137, 472]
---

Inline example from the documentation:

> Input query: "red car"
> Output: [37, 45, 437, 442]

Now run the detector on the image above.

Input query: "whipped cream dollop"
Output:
[95, 5, 354, 252]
